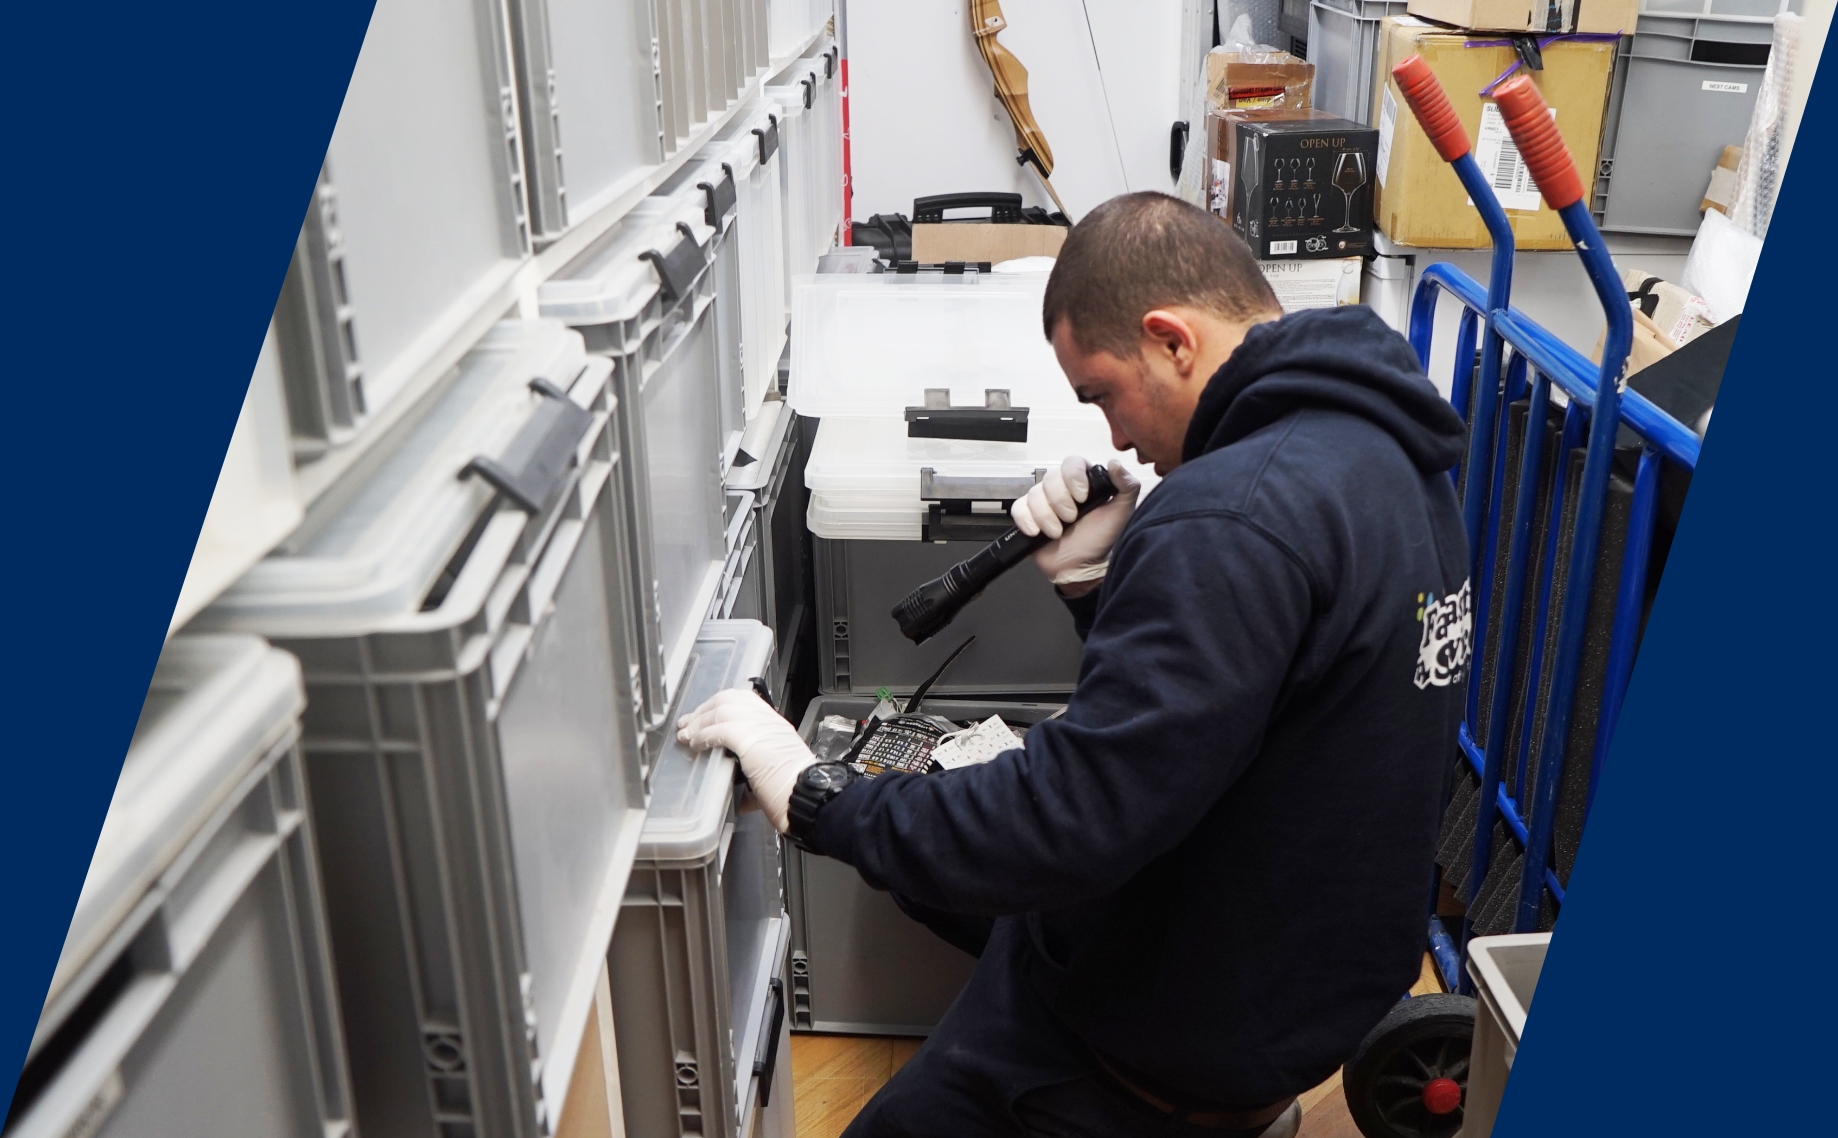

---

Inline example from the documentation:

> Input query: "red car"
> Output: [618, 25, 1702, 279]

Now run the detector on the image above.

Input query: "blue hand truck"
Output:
[1340, 60, 1704, 1138]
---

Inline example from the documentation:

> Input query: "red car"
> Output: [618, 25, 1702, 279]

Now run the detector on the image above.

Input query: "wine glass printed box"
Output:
[1230, 115, 1379, 260]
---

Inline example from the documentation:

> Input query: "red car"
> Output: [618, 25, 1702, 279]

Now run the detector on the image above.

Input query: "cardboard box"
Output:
[1701, 144, 1742, 216]
[1372, 17, 1616, 250]
[1232, 115, 1379, 259]
[1205, 49, 1314, 112]
[910, 223, 1068, 263]
[1206, 107, 1325, 220]
[1260, 257, 1364, 311]
[1406, 0, 1638, 34]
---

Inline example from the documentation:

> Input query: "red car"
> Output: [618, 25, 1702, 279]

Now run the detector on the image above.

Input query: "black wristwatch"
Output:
[787, 762, 856, 852]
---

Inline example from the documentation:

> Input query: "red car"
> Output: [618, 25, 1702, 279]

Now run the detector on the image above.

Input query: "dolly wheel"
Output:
[1343, 994, 1475, 1138]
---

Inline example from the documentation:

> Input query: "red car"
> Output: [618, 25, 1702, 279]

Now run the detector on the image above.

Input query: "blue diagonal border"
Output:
[0, 1, 377, 1116]
[1494, 26, 1834, 1138]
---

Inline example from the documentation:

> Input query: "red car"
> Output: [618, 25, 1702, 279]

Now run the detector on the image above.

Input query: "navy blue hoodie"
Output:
[812, 305, 1472, 1107]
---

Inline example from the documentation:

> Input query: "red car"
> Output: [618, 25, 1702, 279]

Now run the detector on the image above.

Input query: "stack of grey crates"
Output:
[10, 636, 352, 1138]
[1599, 0, 1800, 234]
[200, 322, 654, 1137]
[75, 0, 843, 1133]
[781, 267, 1151, 1033]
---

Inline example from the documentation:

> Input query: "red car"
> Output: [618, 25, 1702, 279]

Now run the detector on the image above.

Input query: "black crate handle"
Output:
[753, 116, 780, 164]
[699, 164, 737, 228]
[641, 222, 705, 302]
[754, 978, 786, 1106]
[461, 378, 592, 514]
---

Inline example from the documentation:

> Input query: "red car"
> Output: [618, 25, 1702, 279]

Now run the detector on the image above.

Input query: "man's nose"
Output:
[1105, 412, 1132, 454]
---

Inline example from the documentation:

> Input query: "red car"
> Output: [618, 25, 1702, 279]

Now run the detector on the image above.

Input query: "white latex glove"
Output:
[676, 689, 815, 833]
[1009, 456, 1142, 586]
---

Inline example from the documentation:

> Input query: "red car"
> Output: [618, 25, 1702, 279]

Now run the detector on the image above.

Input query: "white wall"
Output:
[846, 0, 1186, 220]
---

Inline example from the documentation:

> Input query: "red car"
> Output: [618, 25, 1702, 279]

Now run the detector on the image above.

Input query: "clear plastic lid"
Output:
[537, 197, 715, 328]
[59, 635, 304, 1005]
[787, 272, 1088, 419]
[200, 321, 594, 634]
[803, 416, 1154, 540]
[639, 619, 776, 866]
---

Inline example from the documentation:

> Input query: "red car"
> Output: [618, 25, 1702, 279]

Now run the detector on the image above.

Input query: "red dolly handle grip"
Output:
[1392, 55, 1469, 162]
[1493, 75, 1585, 211]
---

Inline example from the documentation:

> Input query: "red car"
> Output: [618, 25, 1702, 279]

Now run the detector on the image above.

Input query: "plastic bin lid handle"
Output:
[1493, 75, 1584, 211]
[1392, 56, 1470, 163]
[461, 378, 593, 514]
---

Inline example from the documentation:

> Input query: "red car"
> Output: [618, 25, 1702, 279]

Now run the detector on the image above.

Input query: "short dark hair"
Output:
[1042, 192, 1279, 357]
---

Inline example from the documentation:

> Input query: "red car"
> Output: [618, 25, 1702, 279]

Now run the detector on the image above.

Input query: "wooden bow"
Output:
[969, 0, 1070, 216]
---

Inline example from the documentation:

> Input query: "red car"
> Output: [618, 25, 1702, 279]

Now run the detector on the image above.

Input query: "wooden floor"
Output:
[789, 955, 1443, 1138]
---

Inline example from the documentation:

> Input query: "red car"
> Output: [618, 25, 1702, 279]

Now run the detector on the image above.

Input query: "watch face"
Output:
[805, 763, 848, 791]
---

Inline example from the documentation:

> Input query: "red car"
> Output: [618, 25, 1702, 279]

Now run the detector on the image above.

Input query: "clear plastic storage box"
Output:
[198, 320, 647, 1138]
[787, 272, 1151, 695]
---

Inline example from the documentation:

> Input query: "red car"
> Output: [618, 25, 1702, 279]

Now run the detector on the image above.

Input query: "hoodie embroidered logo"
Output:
[1413, 580, 1472, 690]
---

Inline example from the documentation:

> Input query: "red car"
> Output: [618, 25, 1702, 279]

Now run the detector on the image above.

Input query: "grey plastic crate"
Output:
[1463, 933, 1550, 1138]
[715, 496, 768, 625]
[785, 695, 1065, 1034]
[198, 322, 647, 1138]
[11, 636, 353, 1138]
[540, 193, 734, 744]
[274, 0, 532, 467]
[508, 0, 665, 245]
[1308, 0, 1410, 126]
[657, 0, 769, 156]
[814, 536, 1086, 696]
[609, 620, 789, 1138]
[1600, 11, 1787, 234]
[726, 404, 809, 694]
[649, 156, 752, 471]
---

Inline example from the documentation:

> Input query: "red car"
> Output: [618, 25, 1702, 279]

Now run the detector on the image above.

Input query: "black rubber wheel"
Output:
[1343, 993, 1475, 1138]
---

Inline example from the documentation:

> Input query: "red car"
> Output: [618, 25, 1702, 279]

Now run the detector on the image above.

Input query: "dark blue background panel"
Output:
[0, 0, 377, 1116]
[1494, 36, 1834, 1138]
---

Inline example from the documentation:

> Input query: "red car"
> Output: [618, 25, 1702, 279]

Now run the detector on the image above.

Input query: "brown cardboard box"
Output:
[1406, 0, 1638, 34]
[1205, 49, 1314, 112]
[910, 223, 1068, 263]
[1371, 17, 1616, 249]
[1701, 144, 1742, 215]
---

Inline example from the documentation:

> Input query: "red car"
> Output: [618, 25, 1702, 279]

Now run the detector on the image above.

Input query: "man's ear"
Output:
[1140, 309, 1201, 376]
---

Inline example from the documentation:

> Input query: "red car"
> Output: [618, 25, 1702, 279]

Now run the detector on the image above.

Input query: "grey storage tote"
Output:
[275, 0, 532, 477]
[1464, 933, 1550, 1138]
[508, 0, 667, 245]
[697, 102, 789, 426]
[785, 695, 1066, 1033]
[609, 619, 790, 1138]
[813, 532, 1088, 696]
[652, 154, 753, 472]
[1601, 11, 1789, 234]
[1307, 0, 1410, 127]
[725, 402, 809, 698]
[198, 320, 647, 1138]
[540, 193, 733, 743]
[10, 636, 353, 1138]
